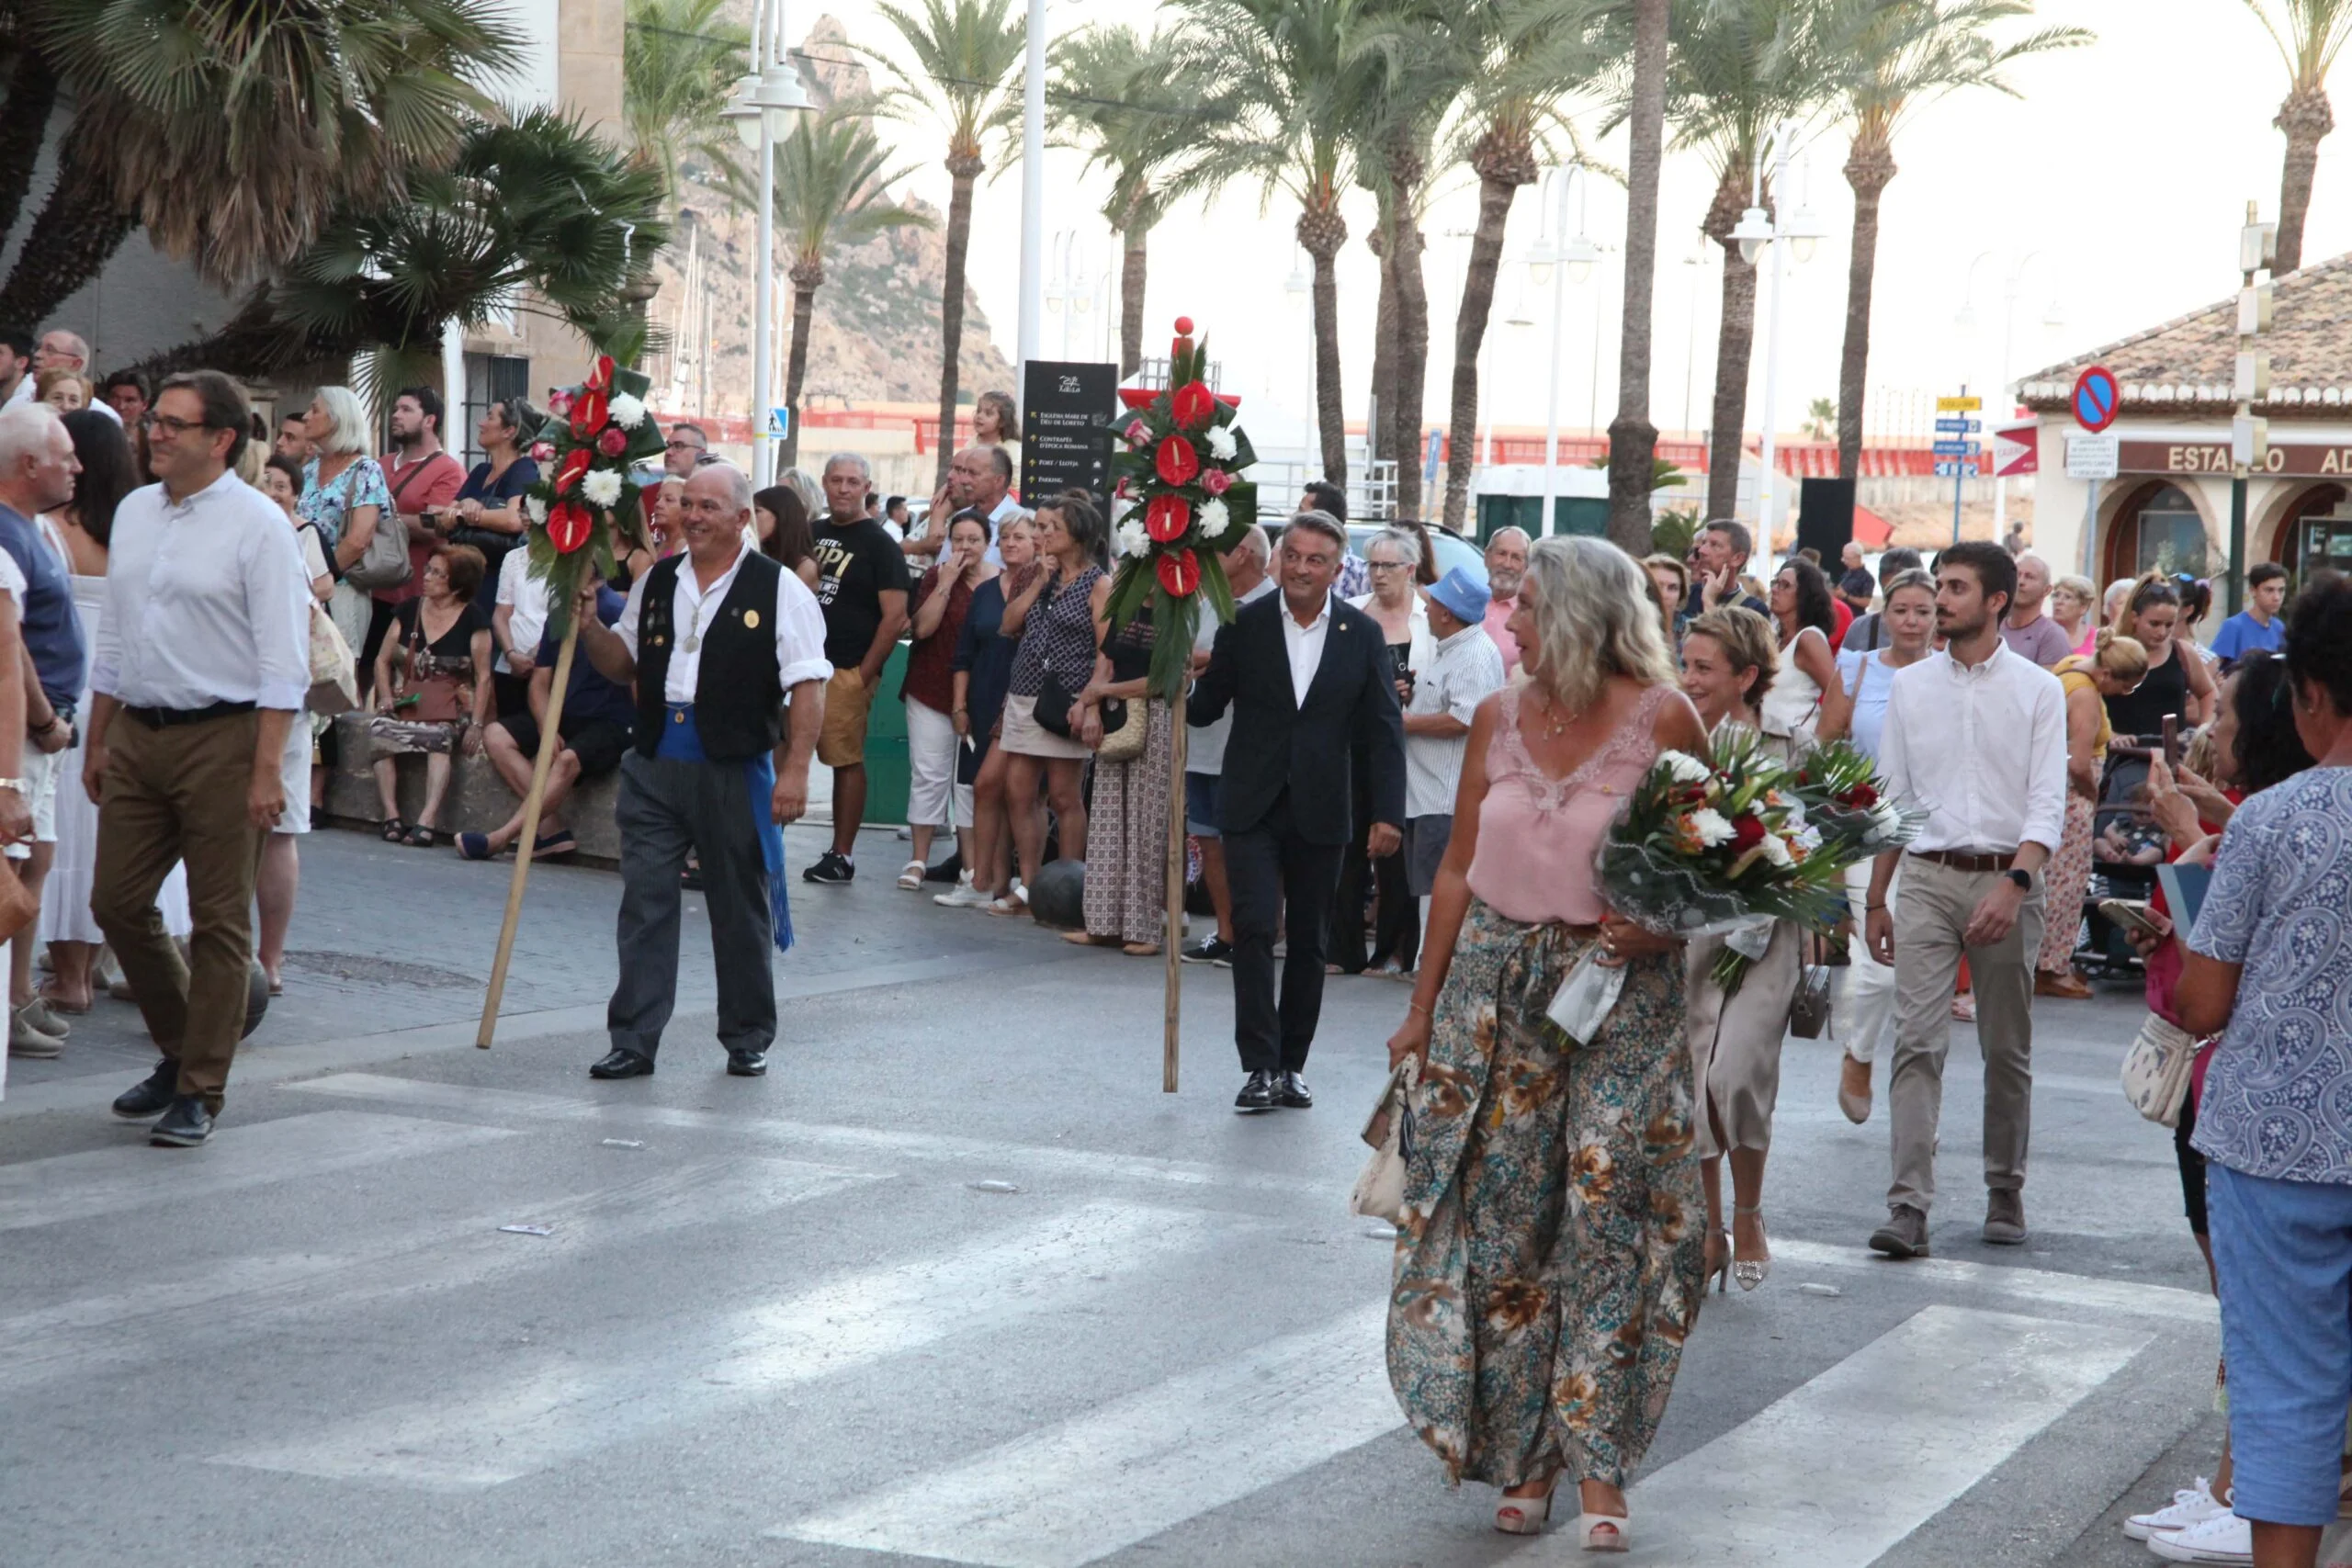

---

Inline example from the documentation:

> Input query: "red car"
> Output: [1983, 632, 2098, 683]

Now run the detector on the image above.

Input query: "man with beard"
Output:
[1480, 526, 1528, 674]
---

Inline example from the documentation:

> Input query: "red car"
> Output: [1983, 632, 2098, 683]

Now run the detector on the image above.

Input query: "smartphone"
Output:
[2098, 898, 2171, 941]
[2162, 715, 2182, 768]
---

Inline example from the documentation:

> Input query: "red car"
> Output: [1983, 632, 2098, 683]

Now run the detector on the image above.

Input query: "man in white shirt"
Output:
[906, 446, 1026, 562]
[1862, 541, 2069, 1257]
[573, 463, 830, 1080]
[1178, 525, 1274, 965]
[1403, 567, 1506, 933]
[86, 371, 312, 1147]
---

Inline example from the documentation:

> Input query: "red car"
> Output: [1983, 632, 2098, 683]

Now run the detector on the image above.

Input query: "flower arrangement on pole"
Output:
[1105, 316, 1260, 700]
[519, 352, 664, 634]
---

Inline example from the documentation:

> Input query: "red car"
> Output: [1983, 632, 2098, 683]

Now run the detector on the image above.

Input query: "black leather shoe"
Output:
[149, 1095, 212, 1147]
[112, 1060, 178, 1121]
[589, 1049, 655, 1079]
[1234, 1069, 1278, 1111]
[726, 1048, 767, 1077]
[1275, 1071, 1313, 1109]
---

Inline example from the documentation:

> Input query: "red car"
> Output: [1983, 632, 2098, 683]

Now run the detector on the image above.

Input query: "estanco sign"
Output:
[2117, 438, 2352, 477]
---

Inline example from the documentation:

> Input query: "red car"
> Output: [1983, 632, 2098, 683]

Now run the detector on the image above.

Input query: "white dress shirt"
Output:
[616, 538, 831, 703]
[1280, 590, 1334, 708]
[494, 547, 548, 674]
[90, 472, 311, 713]
[1878, 639, 2069, 856]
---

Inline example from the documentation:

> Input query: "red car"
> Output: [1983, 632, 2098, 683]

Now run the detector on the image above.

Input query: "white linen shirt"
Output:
[1405, 623, 1507, 818]
[90, 472, 311, 713]
[1280, 590, 1334, 709]
[616, 539, 831, 703]
[494, 547, 548, 674]
[1187, 576, 1276, 776]
[1878, 639, 2069, 856]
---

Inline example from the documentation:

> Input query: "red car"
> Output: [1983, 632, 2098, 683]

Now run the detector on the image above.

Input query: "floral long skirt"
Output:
[2037, 792, 2096, 974]
[1080, 702, 1173, 946]
[1386, 897, 1705, 1492]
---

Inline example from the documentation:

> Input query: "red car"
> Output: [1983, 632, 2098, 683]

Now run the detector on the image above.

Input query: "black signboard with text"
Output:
[1020, 360, 1119, 513]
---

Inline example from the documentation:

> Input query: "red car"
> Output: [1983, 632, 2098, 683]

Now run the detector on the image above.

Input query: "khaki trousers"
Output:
[91, 712, 266, 1111]
[1886, 854, 2044, 1214]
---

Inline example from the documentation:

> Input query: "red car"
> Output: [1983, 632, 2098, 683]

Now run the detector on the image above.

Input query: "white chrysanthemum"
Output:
[607, 392, 647, 430]
[1758, 833, 1794, 868]
[1686, 807, 1734, 848]
[1200, 496, 1231, 536]
[1204, 424, 1238, 461]
[523, 494, 548, 524]
[1114, 518, 1149, 558]
[1658, 749, 1711, 784]
[581, 468, 624, 508]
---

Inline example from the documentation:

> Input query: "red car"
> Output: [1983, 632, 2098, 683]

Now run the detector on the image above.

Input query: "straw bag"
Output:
[2121, 1012, 2199, 1127]
[1349, 1057, 1419, 1225]
[1094, 696, 1148, 763]
[306, 603, 359, 716]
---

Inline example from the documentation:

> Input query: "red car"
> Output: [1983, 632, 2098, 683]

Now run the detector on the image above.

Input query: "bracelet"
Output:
[1407, 1000, 1432, 1019]
[1865, 903, 1885, 911]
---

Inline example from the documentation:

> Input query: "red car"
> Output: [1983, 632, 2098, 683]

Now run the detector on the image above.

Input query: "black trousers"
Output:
[1328, 763, 1417, 972]
[1225, 791, 1345, 1076]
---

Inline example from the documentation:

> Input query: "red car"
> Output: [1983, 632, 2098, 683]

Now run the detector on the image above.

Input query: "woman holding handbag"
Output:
[998, 496, 1108, 913]
[298, 386, 391, 674]
[1065, 602, 1170, 954]
[367, 547, 493, 848]
[432, 396, 541, 619]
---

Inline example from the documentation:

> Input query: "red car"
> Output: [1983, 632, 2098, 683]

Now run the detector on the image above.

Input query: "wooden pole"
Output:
[1163, 687, 1187, 1092]
[476, 613, 582, 1048]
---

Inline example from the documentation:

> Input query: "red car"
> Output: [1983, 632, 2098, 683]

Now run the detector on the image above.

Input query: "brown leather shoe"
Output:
[2035, 970, 2094, 1000]
[1984, 1189, 2028, 1246]
[1869, 1203, 1931, 1258]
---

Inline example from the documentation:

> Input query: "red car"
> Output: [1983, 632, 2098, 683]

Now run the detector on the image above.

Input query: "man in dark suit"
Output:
[1189, 510, 1405, 1112]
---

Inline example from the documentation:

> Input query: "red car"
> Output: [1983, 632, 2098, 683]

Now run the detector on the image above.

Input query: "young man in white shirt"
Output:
[1862, 540, 2069, 1257]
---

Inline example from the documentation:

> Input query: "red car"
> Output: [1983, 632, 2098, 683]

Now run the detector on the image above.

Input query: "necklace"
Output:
[1531, 689, 1584, 740]
[680, 587, 721, 653]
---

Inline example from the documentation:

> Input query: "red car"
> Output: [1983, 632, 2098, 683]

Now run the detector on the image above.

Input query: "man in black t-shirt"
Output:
[804, 452, 909, 884]
[1837, 540, 1876, 614]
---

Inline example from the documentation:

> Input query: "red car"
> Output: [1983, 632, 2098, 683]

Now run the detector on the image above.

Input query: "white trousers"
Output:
[905, 695, 973, 831]
[1835, 858, 1899, 1065]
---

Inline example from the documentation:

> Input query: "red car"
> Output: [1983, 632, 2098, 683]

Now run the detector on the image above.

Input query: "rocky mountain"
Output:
[643, 14, 1015, 418]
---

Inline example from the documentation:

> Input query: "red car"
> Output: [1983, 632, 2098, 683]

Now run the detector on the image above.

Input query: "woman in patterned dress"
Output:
[1064, 604, 1172, 954]
[1385, 536, 1713, 1552]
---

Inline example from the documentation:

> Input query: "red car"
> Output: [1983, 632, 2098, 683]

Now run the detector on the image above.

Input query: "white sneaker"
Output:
[2149, 1509, 2253, 1564]
[2128, 1479, 2227, 1541]
[933, 875, 991, 908]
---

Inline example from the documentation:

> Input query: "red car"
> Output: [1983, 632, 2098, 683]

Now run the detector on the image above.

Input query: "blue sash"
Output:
[656, 703, 793, 953]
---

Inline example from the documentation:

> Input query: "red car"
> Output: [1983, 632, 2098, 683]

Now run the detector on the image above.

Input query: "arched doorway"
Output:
[2103, 481, 2211, 584]
[2264, 484, 2346, 573]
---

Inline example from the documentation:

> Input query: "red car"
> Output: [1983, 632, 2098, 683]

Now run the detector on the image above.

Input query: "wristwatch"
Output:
[2006, 868, 2032, 890]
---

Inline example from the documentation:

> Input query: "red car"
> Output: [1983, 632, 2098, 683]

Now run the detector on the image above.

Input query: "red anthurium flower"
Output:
[1145, 493, 1192, 542]
[596, 426, 628, 457]
[1847, 783, 1879, 808]
[1201, 467, 1232, 496]
[1170, 380, 1215, 431]
[569, 388, 608, 439]
[585, 355, 615, 392]
[554, 447, 594, 495]
[1154, 434, 1199, 486]
[547, 502, 594, 555]
[1157, 547, 1201, 598]
[1731, 815, 1766, 852]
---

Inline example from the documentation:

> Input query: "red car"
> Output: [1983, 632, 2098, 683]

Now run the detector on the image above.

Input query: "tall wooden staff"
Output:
[1162, 694, 1186, 1091]
[475, 617, 581, 1048]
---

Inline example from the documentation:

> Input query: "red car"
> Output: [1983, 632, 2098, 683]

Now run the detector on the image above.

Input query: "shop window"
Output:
[458, 353, 531, 468]
[2122, 484, 2208, 579]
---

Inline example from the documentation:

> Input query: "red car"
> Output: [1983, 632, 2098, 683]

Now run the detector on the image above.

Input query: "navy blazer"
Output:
[1188, 592, 1406, 846]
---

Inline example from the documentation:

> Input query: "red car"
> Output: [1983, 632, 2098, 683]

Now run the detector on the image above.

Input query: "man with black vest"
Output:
[571, 464, 830, 1080]
[1189, 509, 1406, 1112]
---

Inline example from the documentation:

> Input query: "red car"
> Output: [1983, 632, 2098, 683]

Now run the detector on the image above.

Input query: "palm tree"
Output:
[774, 102, 935, 468]
[1804, 395, 1836, 439]
[140, 111, 669, 394]
[867, 0, 1026, 487]
[1604, 0, 1669, 553]
[1049, 26, 1216, 376]
[623, 0, 752, 209]
[1833, 0, 2087, 479]
[2241, 0, 2352, 273]
[1667, 0, 1846, 525]
[2, 0, 518, 327]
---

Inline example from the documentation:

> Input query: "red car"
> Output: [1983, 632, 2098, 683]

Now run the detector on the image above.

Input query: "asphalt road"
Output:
[0, 828, 2253, 1566]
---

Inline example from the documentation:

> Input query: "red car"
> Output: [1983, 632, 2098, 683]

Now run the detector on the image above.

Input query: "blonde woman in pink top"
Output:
[1385, 536, 1712, 1553]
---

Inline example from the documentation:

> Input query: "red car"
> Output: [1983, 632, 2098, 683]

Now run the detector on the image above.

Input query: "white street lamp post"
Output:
[1016, 0, 1046, 383]
[722, 0, 812, 488]
[1728, 121, 1825, 561]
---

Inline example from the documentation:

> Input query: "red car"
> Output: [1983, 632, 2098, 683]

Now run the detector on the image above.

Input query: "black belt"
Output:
[119, 700, 256, 729]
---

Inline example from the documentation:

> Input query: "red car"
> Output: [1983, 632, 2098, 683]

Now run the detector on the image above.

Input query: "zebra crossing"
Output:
[0, 1063, 2220, 1566]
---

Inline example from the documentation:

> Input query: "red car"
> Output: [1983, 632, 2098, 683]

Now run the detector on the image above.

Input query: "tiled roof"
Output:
[2017, 250, 2352, 419]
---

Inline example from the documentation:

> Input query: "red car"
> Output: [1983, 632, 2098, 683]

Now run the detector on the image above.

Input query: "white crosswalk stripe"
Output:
[210, 1200, 1228, 1492]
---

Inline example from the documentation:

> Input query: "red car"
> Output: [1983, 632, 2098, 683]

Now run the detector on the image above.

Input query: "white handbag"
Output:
[1349, 1057, 1419, 1225]
[306, 602, 359, 716]
[2120, 1011, 2199, 1127]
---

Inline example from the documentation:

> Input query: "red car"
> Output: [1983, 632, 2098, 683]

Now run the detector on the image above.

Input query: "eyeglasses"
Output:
[141, 413, 211, 435]
[1367, 559, 1409, 572]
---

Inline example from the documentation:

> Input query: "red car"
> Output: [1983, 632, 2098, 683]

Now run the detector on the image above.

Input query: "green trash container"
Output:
[860, 641, 913, 827]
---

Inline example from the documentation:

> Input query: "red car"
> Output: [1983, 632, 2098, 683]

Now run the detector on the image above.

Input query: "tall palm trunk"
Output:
[1604, 0, 1669, 553]
[1441, 142, 1534, 530]
[1299, 200, 1349, 486]
[1369, 220, 1397, 468]
[1837, 133, 1896, 481]
[782, 259, 822, 471]
[1391, 189, 1430, 518]
[2276, 85, 2334, 274]
[1702, 163, 1759, 525]
[0, 51, 59, 254]
[0, 161, 137, 330]
[933, 148, 982, 487]
[1118, 223, 1148, 375]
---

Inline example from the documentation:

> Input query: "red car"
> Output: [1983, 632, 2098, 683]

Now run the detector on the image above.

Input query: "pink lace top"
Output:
[1466, 682, 1669, 926]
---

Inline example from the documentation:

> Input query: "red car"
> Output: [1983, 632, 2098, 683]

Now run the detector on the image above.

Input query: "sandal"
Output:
[403, 823, 436, 849]
[984, 895, 1027, 918]
[379, 817, 406, 842]
[534, 829, 578, 858]
[897, 860, 927, 891]
[1122, 942, 1161, 958]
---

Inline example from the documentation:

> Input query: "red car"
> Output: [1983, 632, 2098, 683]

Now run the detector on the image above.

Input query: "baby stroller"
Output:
[2080, 739, 2166, 976]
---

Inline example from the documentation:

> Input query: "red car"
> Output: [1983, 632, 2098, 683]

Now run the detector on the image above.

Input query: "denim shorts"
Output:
[1184, 770, 1222, 838]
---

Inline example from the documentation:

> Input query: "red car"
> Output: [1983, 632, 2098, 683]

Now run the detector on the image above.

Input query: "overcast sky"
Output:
[803, 0, 2332, 449]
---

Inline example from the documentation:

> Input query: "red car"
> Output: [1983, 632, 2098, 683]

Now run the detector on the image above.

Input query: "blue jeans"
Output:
[2211, 1161, 2352, 1526]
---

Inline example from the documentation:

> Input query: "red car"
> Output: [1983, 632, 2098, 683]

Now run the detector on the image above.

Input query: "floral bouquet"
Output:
[518, 353, 664, 637]
[1103, 316, 1260, 701]
[1786, 738, 1925, 860]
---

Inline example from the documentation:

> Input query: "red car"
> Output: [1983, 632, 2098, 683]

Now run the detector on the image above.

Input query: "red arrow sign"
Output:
[1992, 420, 2039, 477]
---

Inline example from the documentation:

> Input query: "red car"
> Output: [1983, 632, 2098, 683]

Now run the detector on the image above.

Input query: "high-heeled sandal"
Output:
[1494, 1483, 1556, 1535]
[1703, 1227, 1732, 1294]
[1733, 1204, 1771, 1292]
[1573, 1511, 1631, 1552]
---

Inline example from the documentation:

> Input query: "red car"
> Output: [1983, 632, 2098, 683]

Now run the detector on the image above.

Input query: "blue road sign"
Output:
[766, 405, 792, 439]
[1933, 460, 1982, 478]
[1933, 417, 1982, 434]
[1931, 439, 1982, 457]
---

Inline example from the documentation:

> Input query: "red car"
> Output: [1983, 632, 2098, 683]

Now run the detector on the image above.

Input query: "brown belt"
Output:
[1908, 849, 2016, 874]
